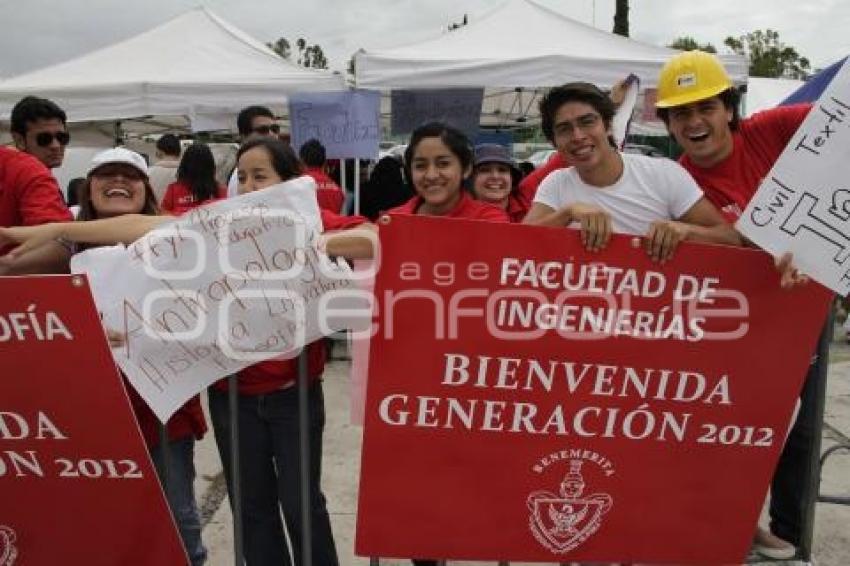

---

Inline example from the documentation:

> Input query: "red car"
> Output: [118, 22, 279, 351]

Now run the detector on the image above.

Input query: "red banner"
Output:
[356, 215, 832, 564]
[0, 276, 187, 565]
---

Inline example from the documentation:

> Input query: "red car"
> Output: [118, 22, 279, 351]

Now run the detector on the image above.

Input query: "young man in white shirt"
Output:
[524, 82, 740, 262]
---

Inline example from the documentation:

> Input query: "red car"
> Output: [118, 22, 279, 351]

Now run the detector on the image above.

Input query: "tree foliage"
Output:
[267, 37, 290, 60]
[266, 36, 329, 69]
[724, 29, 810, 79]
[613, 0, 629, 37]
[668, 36, 717, 53]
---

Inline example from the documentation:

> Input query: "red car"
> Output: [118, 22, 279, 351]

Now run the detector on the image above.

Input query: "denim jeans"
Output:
[769, 356, 820, 546]
[209, 381, 339, 566]
[151, 436, 207, 566]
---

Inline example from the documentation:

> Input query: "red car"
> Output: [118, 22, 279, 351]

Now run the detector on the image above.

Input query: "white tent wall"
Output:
[0, 7, 345, 128]
[355, 0, 748, 91]
[743, 77, 804, 117]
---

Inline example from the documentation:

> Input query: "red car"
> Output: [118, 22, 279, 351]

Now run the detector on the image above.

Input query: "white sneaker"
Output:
[752, 527, 797, 560]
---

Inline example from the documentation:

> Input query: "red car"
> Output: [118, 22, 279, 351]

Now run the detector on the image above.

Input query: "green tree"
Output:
[668, 36, 717, 53]
[267, 36, 329, 69]
[724, 29, 810, 79]
[613, 0, 629, 37]
[303, 45, 328, 69]
[266, 37, 290, 59]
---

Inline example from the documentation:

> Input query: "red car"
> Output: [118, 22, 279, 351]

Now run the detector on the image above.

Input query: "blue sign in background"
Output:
[391, 88, 484, 138]
[289, 90, 381, 159]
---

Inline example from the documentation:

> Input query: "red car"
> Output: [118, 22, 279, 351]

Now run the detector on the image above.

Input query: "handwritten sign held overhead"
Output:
[71, 178, 365, 422]
[289, 90, 381, 159]
[391, 88, 484, 137]
[736, 58, 850, 296]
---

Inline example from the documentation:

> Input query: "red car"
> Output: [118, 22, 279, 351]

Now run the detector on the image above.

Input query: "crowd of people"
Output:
[0, 50, 833, 565]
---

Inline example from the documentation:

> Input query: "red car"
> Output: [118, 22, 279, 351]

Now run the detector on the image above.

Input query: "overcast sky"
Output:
[0, 0, 844, 77]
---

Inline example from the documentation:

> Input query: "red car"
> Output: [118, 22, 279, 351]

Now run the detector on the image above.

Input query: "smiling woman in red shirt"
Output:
[389, 122, 509, 223]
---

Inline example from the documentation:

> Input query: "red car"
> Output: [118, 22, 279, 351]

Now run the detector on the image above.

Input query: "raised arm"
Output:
[322, 223, 379, 260]
[0, 214, 171, 260]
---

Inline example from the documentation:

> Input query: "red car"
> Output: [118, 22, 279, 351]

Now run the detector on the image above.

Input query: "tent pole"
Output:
[354, 160, 361, 216]
[113, 120, 124, 147]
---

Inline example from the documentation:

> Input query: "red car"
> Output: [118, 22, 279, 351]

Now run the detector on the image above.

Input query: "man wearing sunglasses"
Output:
[10, 96, 69, 170]
[227, 105, 282, 197]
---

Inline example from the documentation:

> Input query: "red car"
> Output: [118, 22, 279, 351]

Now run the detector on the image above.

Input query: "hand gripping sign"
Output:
[0, 275, 186, 565]
[355, 215, 832, 564]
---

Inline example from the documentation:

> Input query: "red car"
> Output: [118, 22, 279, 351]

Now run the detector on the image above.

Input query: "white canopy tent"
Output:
[0, 7, 345, 131]
[743, 77, 804, 117]
[355, 0, 748, 91]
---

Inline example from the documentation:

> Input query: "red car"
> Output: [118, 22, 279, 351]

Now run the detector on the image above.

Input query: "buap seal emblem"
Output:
[527, 458, 613, 554]
[0, 525, 18, 566]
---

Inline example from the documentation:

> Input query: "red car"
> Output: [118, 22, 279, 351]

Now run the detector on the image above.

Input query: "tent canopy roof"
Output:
[0, 7, 345, 124]
[356, 0, 748, 90]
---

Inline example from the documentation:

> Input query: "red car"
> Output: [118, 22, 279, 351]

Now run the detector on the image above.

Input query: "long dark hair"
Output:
[361, 156, 413, 220]
[177, 143, 219, 202]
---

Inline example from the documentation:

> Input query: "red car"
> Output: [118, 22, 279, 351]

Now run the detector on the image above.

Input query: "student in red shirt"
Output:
[0, 145, 71, 274]
[160, 143, 227, 216]
[655, 50, 813, 561]
[470, 143, 529, 223]
[299, 138, 345, 213]
[210, 137, 362, 566]
[74, 147, 207, 565]
[389, 122, 509, 223]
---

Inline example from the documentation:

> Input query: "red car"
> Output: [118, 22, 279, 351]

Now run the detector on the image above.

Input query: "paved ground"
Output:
[195, 329, 850, 566]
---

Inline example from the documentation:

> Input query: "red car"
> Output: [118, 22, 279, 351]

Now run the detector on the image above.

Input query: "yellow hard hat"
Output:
[656, 51, 733, 108]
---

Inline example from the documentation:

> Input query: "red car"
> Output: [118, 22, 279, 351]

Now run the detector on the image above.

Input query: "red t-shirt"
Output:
[389, 192, 510, 222]
[217, 210, 368, 396]
[127, 383, 207, 449]
[506, 192, 531, 223]
[304, 167, 345, 213]
[679, 104, 811, 221]
[321, 209, 368, 231]
[160, 181, 227, 215]
[0, 147, 71, 253]
[518, 151, 568, 204]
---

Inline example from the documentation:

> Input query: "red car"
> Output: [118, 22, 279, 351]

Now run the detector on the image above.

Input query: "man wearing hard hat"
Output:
[655, 50, 813, 561]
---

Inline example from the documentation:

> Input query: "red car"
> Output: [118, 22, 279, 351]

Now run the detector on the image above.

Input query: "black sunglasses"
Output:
[35, 131, 71, 147]
[251, 124, 281, 135]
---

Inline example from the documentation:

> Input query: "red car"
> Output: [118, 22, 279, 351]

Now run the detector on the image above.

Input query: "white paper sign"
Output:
[736, 58, 850, 296]
[612, 75, 639, 149]
[71, 177, 366, 422]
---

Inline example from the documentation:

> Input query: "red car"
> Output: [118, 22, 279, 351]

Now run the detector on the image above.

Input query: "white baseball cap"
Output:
[87, 147, 149, 177]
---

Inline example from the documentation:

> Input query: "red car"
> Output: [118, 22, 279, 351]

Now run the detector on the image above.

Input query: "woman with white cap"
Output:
[57, 147, 209, 566]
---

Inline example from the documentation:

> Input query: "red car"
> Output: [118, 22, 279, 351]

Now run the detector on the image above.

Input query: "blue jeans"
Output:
[209, 381, 339, 566]
[151, 436, 207, 566]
